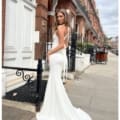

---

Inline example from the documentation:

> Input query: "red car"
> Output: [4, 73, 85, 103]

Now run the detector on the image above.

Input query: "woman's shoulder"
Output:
[57, 25, 70, 32]
[56, 25, 65, 34]
[57, 25, 64, 30]
[56, 25, 71, 36]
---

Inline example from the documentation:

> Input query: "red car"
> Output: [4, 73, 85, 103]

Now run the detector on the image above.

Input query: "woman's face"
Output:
[56, 12, 65, 25]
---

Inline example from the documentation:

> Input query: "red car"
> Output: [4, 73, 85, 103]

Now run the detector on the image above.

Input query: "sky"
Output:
[95, 0, 118, 38]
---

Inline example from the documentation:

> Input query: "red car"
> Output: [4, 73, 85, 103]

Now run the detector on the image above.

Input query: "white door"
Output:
[4, 0, 37, 68]
[3, 0, 37, 94]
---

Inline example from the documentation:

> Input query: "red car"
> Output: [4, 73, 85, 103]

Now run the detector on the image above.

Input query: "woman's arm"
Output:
[47, 26, 65, 56]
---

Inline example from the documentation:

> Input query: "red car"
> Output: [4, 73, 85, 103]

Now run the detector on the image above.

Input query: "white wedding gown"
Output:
[36, 32, 92, 120]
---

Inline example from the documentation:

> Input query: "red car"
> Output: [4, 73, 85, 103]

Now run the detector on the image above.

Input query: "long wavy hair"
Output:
[53, 9, 70, 31]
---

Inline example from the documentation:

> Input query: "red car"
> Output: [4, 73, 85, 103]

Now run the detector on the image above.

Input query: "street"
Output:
[2, 52, 118, 120]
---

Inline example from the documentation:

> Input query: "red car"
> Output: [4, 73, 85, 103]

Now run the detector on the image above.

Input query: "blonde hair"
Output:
[54, 9, 69, 30]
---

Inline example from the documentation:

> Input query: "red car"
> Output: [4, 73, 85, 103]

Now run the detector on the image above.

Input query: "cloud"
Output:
[101, 17, 118, 25]
[102, 24, 118, 37]
[96, 0, 118, 37]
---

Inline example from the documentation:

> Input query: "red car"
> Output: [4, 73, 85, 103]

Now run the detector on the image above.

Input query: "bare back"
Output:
[56, 25, 70, 48]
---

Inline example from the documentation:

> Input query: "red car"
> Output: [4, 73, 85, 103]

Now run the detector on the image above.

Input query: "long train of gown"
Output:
[36, 33, 92, 120]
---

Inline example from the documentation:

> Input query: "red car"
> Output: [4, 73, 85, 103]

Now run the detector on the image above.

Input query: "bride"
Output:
[36, 9, 92, 120]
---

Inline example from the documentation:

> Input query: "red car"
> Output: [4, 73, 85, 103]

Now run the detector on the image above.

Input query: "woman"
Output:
[36, 9, 92, 120]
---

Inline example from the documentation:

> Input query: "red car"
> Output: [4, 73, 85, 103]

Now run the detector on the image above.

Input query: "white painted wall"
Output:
[75, 53, 90, 71]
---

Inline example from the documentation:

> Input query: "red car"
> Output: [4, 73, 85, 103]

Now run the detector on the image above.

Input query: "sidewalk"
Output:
[2, 52, 118, 120]
[65, 52, 118, 120]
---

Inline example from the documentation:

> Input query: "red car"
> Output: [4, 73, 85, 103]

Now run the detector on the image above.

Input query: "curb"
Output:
[2, 99, 36, 113]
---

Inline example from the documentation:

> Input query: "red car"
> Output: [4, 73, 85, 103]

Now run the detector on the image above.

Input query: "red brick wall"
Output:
[35, 0, 48, 31]
[77, 16, 85, 36]
[35, 0, 48, 58]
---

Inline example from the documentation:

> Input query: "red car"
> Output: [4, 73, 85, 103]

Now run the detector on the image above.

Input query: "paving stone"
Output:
[2, 105, 35, 120]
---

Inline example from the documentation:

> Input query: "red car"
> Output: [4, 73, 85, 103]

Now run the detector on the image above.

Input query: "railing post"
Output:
[70, 32, 77, 71]
[36, 59, 43, 112]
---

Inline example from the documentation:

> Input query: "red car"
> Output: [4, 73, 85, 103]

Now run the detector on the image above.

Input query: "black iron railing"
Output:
[2, 59, 43, 112]
[67, 32, 77, 72]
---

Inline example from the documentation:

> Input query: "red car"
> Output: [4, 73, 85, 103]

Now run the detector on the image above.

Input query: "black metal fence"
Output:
[67, 32, 77, 72]
[2, 59, 44, 111]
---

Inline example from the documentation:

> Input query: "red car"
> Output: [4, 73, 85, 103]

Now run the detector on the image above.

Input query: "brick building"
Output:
[2, 0, 104, 96]
[2, 0, 104, 62]
[35, 0, 104, 58]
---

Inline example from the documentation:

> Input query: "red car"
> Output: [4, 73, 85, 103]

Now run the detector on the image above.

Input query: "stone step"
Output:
[5, 72, 36, 92]
[2, 99, 36, 113]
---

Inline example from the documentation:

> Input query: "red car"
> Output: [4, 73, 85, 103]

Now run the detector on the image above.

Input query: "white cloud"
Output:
[101, 17, 118, 25]
[96, 0, 118, 37]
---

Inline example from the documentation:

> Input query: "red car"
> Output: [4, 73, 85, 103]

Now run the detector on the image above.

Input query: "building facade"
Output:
[2, 0, 104, 96]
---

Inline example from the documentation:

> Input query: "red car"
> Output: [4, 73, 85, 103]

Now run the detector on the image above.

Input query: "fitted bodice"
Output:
[52, 32, 68, 55]
[52, 33, 60, 47]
